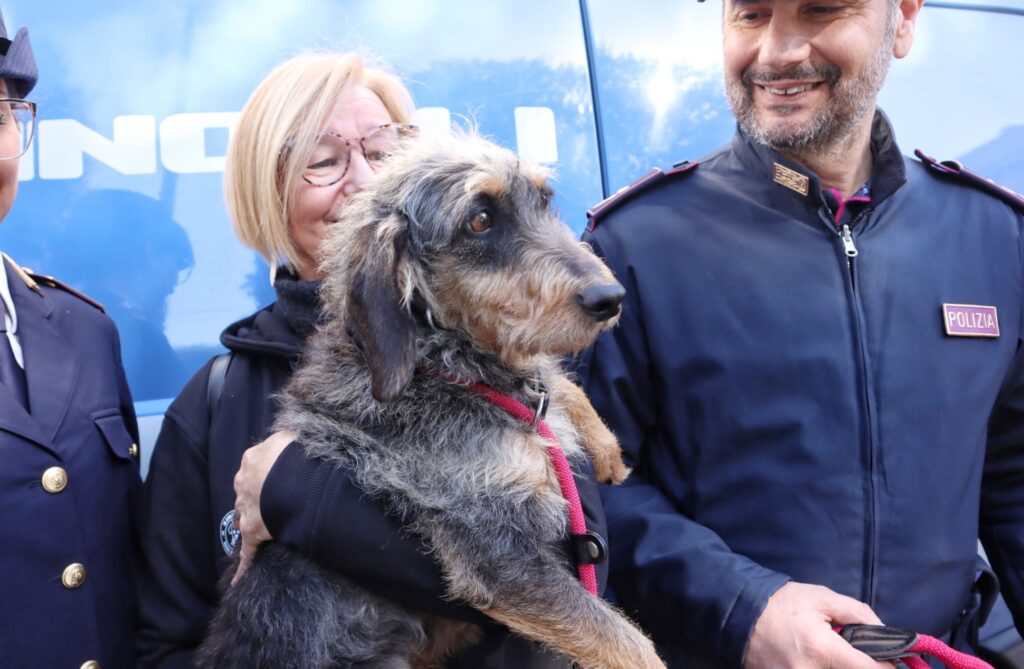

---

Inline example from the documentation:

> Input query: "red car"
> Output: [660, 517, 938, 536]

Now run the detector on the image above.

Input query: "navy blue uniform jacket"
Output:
[0, 257, 140, 669]
[579, 112, 1024, 669]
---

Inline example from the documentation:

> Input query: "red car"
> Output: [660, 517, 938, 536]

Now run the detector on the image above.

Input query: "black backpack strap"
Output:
[207, 352, 234, 420]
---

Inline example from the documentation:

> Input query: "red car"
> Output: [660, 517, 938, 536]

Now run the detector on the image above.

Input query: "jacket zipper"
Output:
[829, 212, 878, 607]
[841, 224, 858, 258]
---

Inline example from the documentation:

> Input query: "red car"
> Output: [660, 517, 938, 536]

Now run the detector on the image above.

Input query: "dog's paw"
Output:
[550, 374, 631, 484]
[585, 426, 630, 484]
[636, 645, 669, 669]
[622, 626, 667, 669]
[592, 449, 631, 485]
[595, 617, 666, 669]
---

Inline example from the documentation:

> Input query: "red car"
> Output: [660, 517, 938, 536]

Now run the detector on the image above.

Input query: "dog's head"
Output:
[317, 131, 623, 402]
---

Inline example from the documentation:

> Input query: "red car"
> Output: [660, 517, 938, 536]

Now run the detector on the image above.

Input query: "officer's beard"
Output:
[725, 31, 895, 161]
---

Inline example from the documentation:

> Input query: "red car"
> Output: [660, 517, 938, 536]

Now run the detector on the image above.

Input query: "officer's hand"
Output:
[231, 430, 295, 586]
[744, 582, 895, 669]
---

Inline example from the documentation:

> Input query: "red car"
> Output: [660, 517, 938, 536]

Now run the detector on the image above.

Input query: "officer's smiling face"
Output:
[722, 0, 921, 156]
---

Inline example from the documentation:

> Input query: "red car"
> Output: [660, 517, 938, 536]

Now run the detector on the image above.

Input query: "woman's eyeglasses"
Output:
[302, 123, 419, 187]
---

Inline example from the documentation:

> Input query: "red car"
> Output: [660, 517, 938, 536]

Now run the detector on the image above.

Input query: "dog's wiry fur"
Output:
[196, 132, 663, 669]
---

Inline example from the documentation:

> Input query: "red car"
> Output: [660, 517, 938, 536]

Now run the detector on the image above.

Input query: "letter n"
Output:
[38, 116, 156, 180]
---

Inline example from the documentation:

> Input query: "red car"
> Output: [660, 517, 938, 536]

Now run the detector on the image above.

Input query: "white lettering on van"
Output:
[19, 106, 557, 181]
[37, 116, 157, 179]
[159, 112, 240, 174]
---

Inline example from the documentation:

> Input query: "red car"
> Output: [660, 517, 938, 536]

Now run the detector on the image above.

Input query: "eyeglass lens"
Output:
[303, 124, 417, 187]
[0, 100, 35, 161]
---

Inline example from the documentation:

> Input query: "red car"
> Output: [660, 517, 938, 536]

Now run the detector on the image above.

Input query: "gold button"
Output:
[41, 466, 68, 493]
[61, 563, 86, 589]
[128, 442, 139, 458]
[80, 662, 101, 669]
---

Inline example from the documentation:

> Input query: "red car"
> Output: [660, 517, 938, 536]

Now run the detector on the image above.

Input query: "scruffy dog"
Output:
[196, 132, 666, 669]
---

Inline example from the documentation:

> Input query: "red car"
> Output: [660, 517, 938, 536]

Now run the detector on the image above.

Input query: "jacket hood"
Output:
[220, 302, 305, 360]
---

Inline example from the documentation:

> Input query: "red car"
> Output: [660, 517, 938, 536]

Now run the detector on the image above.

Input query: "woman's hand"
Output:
[231, 430, 295, 585]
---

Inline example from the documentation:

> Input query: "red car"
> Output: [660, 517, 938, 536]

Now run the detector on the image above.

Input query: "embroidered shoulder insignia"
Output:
[772, 162, 810, 196]
[915, 149, 1024, 214]
[19, 263, 105, 313]
[586, 161, 700, 232]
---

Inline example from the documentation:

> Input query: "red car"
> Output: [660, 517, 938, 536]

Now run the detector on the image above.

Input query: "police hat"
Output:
[0, 8, 36, 98]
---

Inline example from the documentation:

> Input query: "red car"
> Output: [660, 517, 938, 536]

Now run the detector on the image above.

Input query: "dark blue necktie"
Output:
[0, 297, 29, 409]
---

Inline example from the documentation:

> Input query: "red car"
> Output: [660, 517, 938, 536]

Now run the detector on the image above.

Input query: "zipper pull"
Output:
[841, 224, 859, 258]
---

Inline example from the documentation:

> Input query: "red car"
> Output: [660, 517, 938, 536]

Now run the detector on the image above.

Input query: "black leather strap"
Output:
[207, 352, 233, 420]
[839, 624, 919, 661]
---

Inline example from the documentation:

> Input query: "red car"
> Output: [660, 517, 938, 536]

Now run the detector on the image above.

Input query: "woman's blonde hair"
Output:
[225, 52, 415, 270]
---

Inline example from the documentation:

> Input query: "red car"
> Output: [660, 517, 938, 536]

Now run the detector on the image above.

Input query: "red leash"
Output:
[901, 634, 992, 669]
[836, 624, 993, 669]
[465, 381, 599, 597]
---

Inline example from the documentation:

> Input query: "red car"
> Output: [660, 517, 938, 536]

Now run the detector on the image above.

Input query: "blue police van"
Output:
[2, 0, 1022, 664]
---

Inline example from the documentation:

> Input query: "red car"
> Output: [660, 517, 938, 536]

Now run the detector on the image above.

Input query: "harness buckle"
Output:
[530, 391, 549, 431]
[571, 531, 608, 566]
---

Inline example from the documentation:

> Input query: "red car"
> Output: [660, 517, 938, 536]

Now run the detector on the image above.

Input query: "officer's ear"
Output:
[893, 0, 924, 60]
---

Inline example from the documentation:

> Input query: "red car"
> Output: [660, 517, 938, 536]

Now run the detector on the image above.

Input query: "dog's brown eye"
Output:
[468, 211, 492, 234]
[539, 188, 553, 209]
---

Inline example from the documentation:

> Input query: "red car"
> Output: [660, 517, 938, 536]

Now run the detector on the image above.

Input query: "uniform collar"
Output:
[733, 108, 907, 209]
[0, 256, 76, 452]
[0, 253, 17, 336]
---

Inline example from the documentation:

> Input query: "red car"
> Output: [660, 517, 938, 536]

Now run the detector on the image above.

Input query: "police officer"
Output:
[579, 1, 1024, 668]
[0, 8, 140, 669]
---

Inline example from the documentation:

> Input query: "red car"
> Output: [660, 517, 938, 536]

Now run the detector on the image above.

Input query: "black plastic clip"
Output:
[838, 624, 919, 661]
[571, 531, 608, 566]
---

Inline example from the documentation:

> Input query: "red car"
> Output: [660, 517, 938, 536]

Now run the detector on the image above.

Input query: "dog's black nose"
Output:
[578, 282, 625, 321]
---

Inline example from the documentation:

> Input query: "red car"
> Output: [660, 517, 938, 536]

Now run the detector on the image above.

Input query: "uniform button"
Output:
[61, 563, 86, 589]
[41, 466, 68, 493]
[80, 662, 101, 669]
[128, 442, 139, 458]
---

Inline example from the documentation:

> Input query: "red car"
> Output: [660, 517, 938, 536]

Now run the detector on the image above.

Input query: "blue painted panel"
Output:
[0, 0, 602, 406]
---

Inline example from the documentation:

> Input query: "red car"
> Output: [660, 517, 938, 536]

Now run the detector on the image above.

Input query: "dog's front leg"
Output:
[429, 504, 663, 669]
[551, 375, 630, 484]
[480, 567, 666, 669]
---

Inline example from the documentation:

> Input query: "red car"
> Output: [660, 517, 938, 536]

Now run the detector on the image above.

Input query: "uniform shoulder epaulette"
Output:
[914, 149, 1024, 214]
[2, 252, 40, 293]
[586, 161, 700, 232]
[2, 253, 105, 312]
[28, 271, 105, 312]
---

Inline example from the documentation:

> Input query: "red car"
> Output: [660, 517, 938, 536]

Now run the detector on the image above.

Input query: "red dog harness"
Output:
[464, 381, 599, 597]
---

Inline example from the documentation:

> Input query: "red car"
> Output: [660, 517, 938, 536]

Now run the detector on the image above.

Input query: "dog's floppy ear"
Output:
[348, 219, 416, 403]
